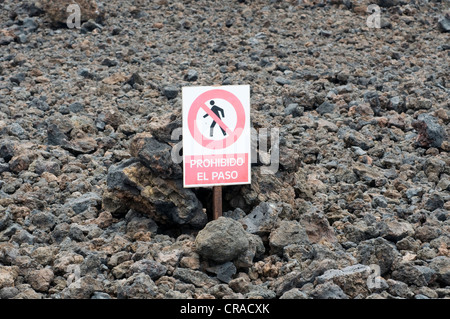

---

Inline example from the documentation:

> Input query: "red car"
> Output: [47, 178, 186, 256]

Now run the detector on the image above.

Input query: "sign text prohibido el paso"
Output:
[182, 85, 251, 188]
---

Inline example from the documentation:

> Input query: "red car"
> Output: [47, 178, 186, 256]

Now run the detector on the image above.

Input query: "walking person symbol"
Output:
[203, 100, 226, 137]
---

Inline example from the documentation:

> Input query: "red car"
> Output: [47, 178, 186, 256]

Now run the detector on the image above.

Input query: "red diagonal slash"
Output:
[199, 102, 233, 136]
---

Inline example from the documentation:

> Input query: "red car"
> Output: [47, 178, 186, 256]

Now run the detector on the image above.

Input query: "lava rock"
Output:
[316, 102, 336, 115]
[104, 159, 206, 228]
[81, 20, 102, 33]
[69, 102, 84, 113]
[173, 268, 219, 288]
[162, 86, 179, 99]
[438, 17, 450, 33]
[184, 69, 198, 82]
[129, 259, 167, 280]
[315, 264, 372, 298]
[310, 282, 349, 299]
[194, 217, 249, 263]
[284, 103, 304, 117]
[392, 262, 435, 287]
[412, 114, 445, 148]
[129, 133, 182, 179]
[240, 202, 280, 235]
[206, 262, 237, 283]
[356, 237, 400, 275]
[429, 257, 450, 286]
[117, 273, 158, 299]
[27, 268, 54, 292]
[274, 77, 291, 85]
[65, 192, 101, 214]
[269, 220, 310, 255]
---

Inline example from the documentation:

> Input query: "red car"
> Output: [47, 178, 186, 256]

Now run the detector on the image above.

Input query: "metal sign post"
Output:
[212, 186, 222, 220]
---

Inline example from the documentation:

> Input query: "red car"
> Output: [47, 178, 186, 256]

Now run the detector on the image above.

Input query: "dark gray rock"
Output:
[0, 212, 11, 232]
[424, 193, 444, 211]
[162, 86, 179, 99]
[0, 287, 19, 299]
[10, 229, 35, 245]
[79, 254, 103, 276]
[429, 256, 450, 286]
[184, 69, 198, 82]
[387, 279, 414, 298]
[316, 102, 335, 115]
[438, 17, 450, 33]
[356, 237, 400, 275]
[0, 163, 9, 173]
[129, 134, 182, 179]
[30, 211, 56, 230]
[319, 29, 332, 37]
[173, 268, 219, 288]
[68, 225, 85, 242]
[284, 103, 304, 117]
[65, 192, 101, 214]
[101, 59, 118, 67]
[8, 123, 25, 137]
[274, 77, 291, 85]
[104, 159, 206, 228]
[0, 140, 15, 162]
[47, 124, 69, 146]
[81, 20, 102, 33]
[378, 218, 414, 242]
[206, 261, 236, 283]
[406, 188, 424, 200]
[392, 262, 432, 287]
[245, 284, 276, 299]
[279, 288, 308, 299]
[240, 202, 280, 235]
[377, 0, 399, 8]
[129, 259, 167, 280]
[283, 243, 316, 263]
[126, 215, 158, 236]
[234, 233, 265, 268]
[389, 96, 404, 112]
[363, 91, 381, 115]
[117, 273, 158, 299]
[34, 160, 61, 176]
[311, 282, 349, 299]
[372, 196, 387, 209]
[223, 207, 246, 221]
[269, 220, 310, 255]
[126, 73, 144, 87]
[0, 36, 14, 46]
[194, 217, 249, 263]
[51, 223, 70, 243]
[412, 114, 445, 148]
[69, 102, 84, 113]
[315, 264, 372, 298]
[340, 128, 374, 150]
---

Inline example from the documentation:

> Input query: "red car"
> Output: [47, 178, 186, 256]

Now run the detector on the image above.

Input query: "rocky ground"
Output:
[0, 0, 449, 299]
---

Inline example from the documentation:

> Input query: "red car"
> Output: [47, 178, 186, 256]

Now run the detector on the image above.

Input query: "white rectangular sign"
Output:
[182, 85, 251, 188]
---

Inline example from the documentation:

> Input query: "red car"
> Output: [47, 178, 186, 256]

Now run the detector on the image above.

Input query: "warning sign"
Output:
[183, 85, 251, 188]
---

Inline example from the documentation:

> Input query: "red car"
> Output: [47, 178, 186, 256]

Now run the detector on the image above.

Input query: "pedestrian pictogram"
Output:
[182, 85, 251, 189]
[204, 100, 226, 137]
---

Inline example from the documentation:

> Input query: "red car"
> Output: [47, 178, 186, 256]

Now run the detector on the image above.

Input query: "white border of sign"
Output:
[182, 85, 251, 188]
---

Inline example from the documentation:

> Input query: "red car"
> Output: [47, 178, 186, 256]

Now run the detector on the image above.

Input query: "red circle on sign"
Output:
[188, 89, 246, 149]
